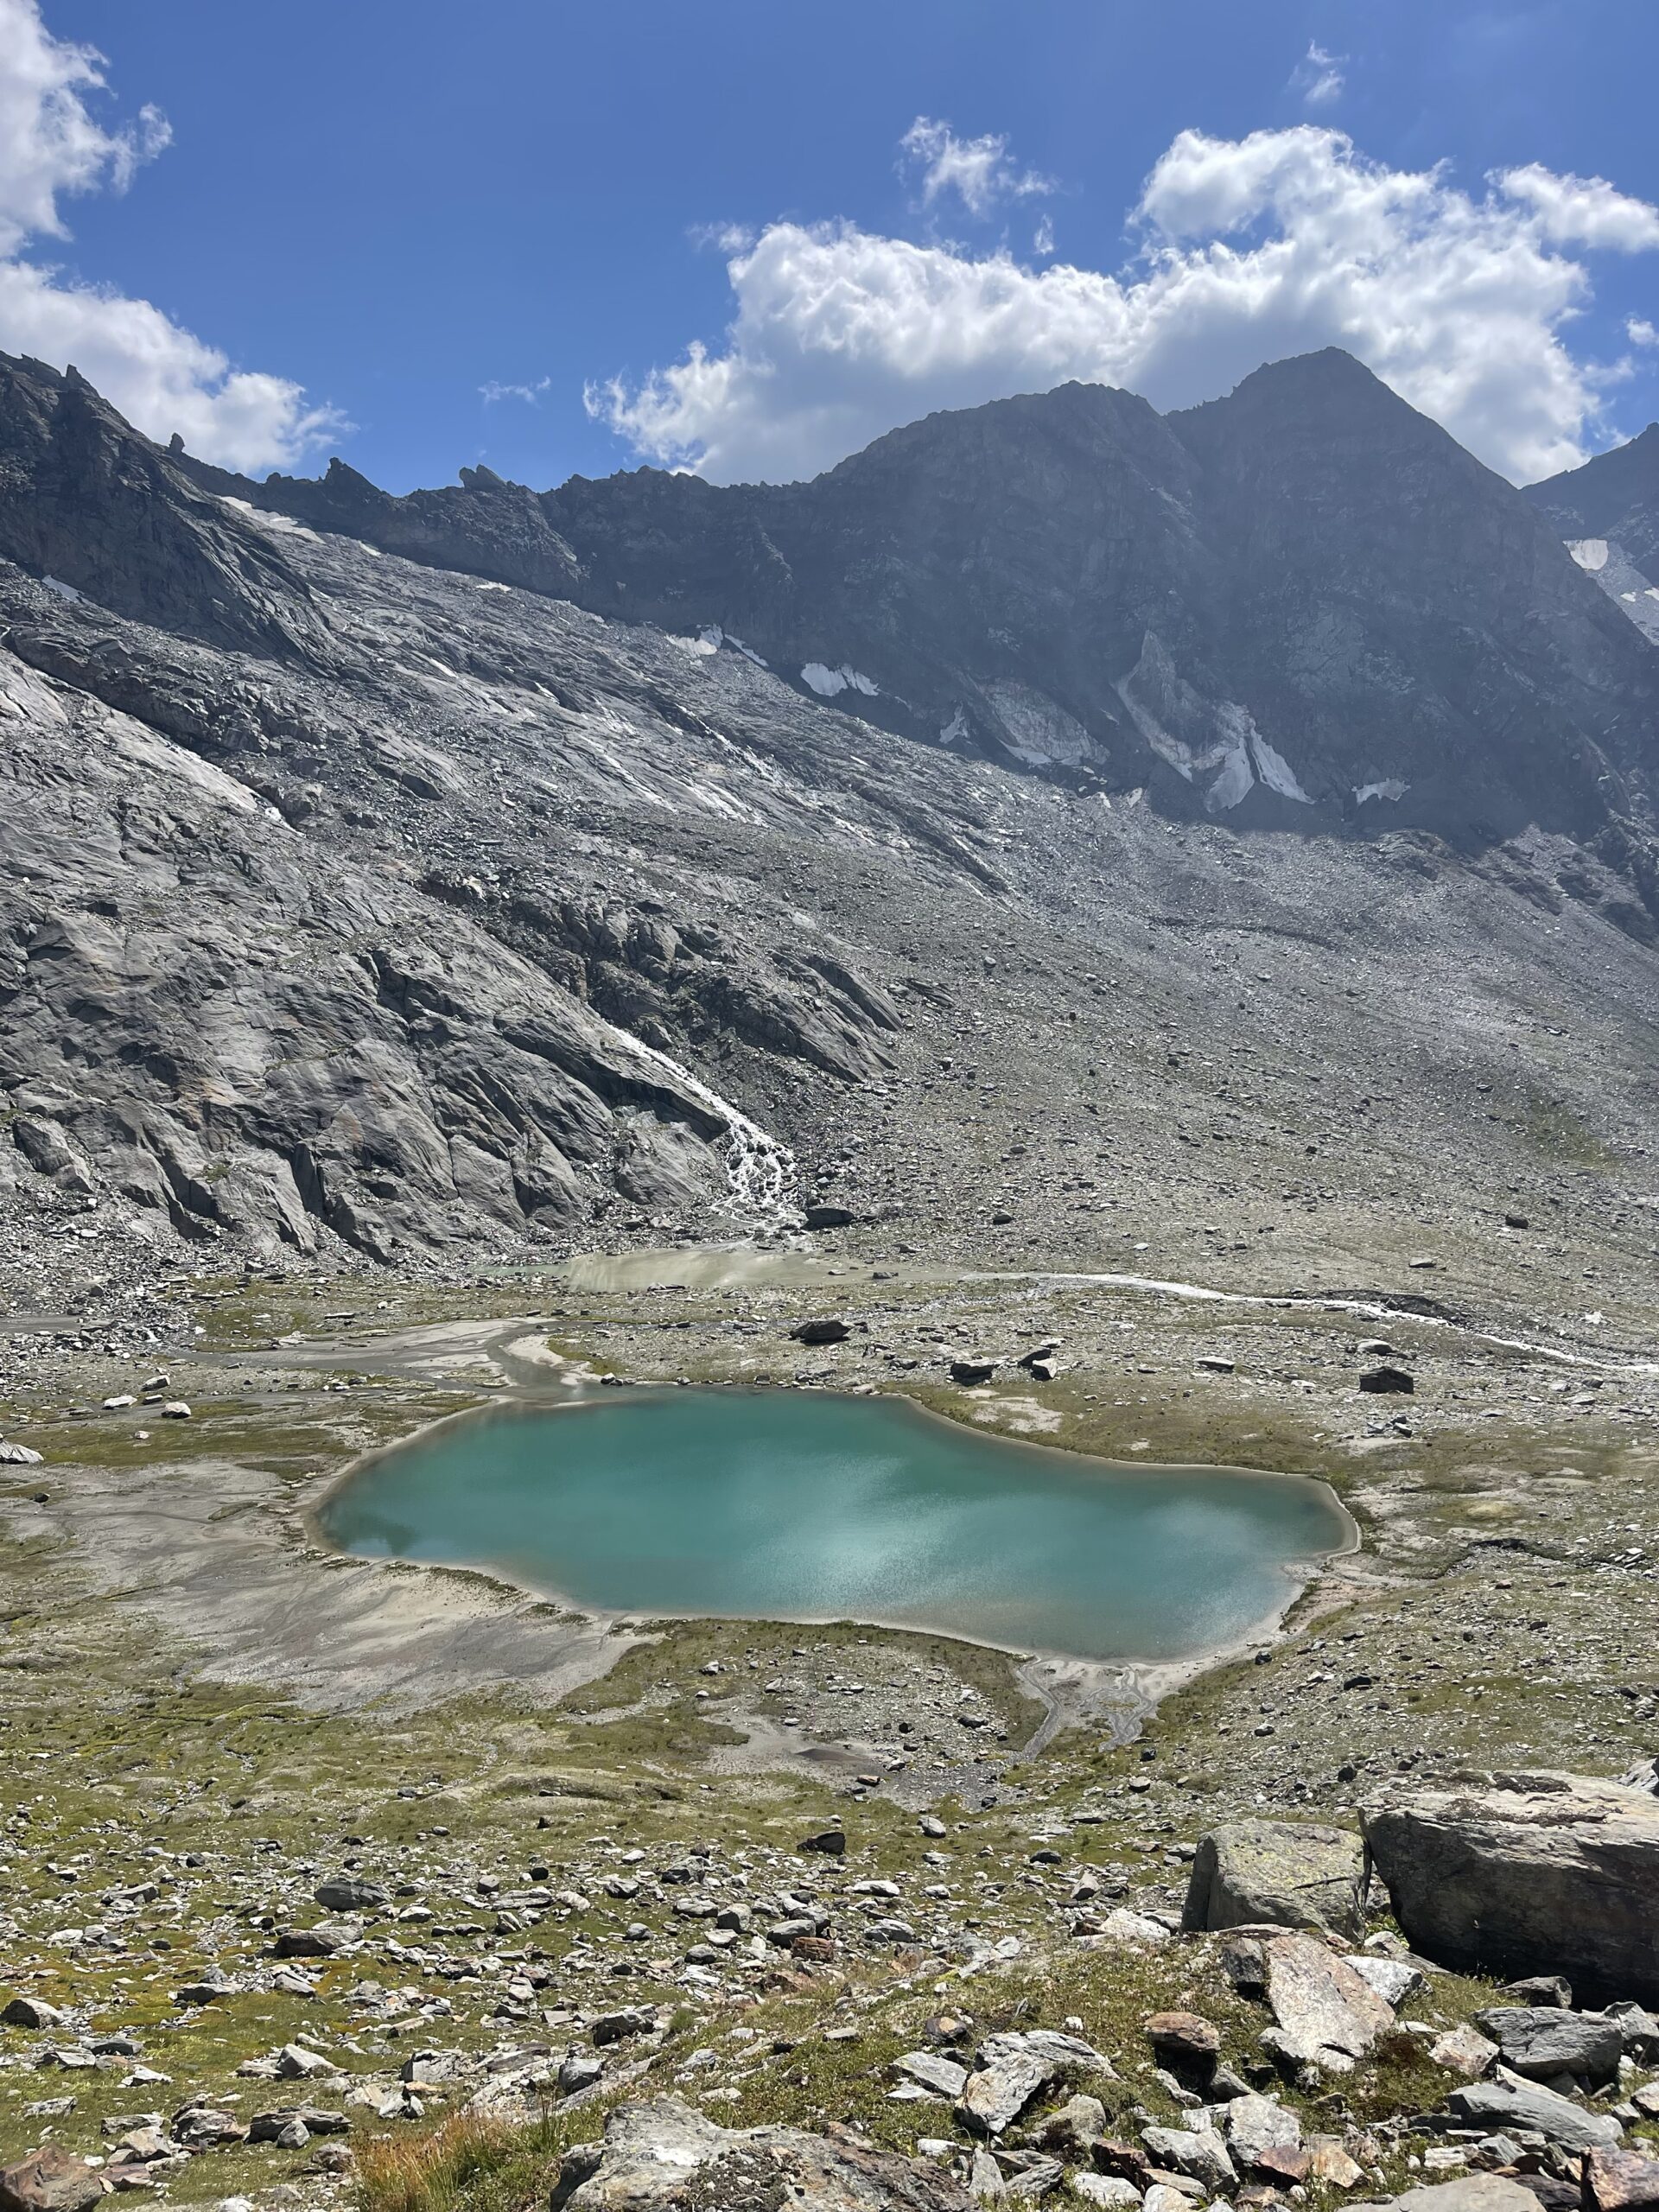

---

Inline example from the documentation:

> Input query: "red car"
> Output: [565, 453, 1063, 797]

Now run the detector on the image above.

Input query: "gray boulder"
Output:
[1443, 2077, 1624, 2151]
[1182, 1819, 1366, 1939]
[555, 2096, 973, 2209]
[1363, 1772, 1659, 2001]
[1472, 2005, 1623, 2083]
[312, 1876, 387, 1913]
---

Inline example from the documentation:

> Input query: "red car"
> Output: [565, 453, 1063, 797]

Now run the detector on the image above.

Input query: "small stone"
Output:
[950, 1358, 998, 1386]
[895, 2052, 970, 2100]
[791, 1318, 850, 1345]
[158, 1402, 191, 1420]
[1143, 2013, 1221, 2071]
[274, 2044, 338, 2079]
[1358, 1366, 1414, 1395]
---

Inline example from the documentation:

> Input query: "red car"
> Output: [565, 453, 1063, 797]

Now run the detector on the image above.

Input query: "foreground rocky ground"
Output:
[3, 1251, 1658, 2212]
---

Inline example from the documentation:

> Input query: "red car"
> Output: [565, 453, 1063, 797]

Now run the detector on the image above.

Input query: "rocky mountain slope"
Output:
[7, 347, 1659, 1310]
[1529, 425, 1659, 645]
[177, 350, 1659, 844]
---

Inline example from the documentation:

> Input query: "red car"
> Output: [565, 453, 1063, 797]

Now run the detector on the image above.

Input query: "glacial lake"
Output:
[316, 1389, 1353, 1664]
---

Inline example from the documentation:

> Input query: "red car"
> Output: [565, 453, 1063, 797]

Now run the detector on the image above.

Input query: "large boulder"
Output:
[554, 2097, 974, 2209]
[0, 2148, 105, 2212]
[1441, 2078, 1624, 2151]
[1363, 1772, 1659, 2001]
[1181, 1820, 1366, 1939]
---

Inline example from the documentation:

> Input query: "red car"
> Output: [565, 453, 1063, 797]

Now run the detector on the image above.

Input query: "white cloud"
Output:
[1495, 163, 1659, 250]
[480, 375, 551, 404]
[899, 117, 1052, 219]
[1033, 213, 1055, 260]
[1630, 316, 1658, 347]
[1290, 41, 1346, 109]
[0, 0, 341, 471]
[591, 125, 1659, 486]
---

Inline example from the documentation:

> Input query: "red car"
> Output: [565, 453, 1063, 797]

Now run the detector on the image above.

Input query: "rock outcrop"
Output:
[1363, 1772, 1659, 2001]
[553, 2097, 974, 2210]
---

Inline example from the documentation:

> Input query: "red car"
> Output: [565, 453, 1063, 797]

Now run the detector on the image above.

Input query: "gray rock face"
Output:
[556, 2095, 974, 2209]
[1182, 1819, 1367, 1938]
[1363, 1772, 1659, 2001]
[1442, 2077, 1624, 2151]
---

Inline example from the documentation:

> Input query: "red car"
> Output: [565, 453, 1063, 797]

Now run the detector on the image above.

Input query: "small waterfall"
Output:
[621, 1032, 798, 1224]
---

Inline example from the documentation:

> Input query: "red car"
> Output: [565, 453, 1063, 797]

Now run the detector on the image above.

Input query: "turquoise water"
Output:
[316, 1389, 1351, 1664]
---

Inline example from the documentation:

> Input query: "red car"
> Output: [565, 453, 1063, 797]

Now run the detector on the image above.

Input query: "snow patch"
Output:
[40, 574, 83, 604]
[940, 707, 969, 746]
[218, 495, 319, 542]
[699, 625, 768, 668]
[1355, 779, 1408, 804]
[1567, 537, 1610, 572]
[1249, 733, 1313, 804]
[474, 580, 509, 592]
[1116, 635, 1314, 814]
[801, 661, 879, 699]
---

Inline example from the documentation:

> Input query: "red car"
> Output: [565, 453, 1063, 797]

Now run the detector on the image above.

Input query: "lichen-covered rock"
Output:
[1363, 1772, 1659, 2001]
[1181, 1819, 1366, 1938]
[554, 2097, 974, 2209]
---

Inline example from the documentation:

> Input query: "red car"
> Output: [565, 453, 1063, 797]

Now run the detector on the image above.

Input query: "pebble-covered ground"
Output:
[3, 1261, 1658, 2205]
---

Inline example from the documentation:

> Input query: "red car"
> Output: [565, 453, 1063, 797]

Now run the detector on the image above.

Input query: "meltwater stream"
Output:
[316, 1390, 1353, 1664]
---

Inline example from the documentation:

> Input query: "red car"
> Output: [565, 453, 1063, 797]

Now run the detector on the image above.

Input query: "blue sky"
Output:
[6, 0, 1658, 491]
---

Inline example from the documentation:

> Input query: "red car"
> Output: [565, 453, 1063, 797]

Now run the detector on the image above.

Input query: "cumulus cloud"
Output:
[1495, 162, 1659, 250]
[1290, 41, 1345, 109]
[590, 124, 1659, 486]
[1630, 316, 1658, 347]
[0, 0, 340, 471]
[899, 117, 1052, 219]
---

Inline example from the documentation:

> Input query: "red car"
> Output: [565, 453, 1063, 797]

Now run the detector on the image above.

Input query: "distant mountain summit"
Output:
[1528, 423, 1659, 645]
[142, 346, 1659, 845]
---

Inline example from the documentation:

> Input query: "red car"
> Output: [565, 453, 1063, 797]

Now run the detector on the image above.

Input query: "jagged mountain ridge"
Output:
[164, 348, 1659, 844]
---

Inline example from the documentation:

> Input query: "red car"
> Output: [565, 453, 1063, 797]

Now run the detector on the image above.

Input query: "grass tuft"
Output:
[354, 2108, 569, 2212]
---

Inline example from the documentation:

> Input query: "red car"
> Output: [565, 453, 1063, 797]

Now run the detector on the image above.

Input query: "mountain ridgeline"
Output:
[149, 346, 1659, 847]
